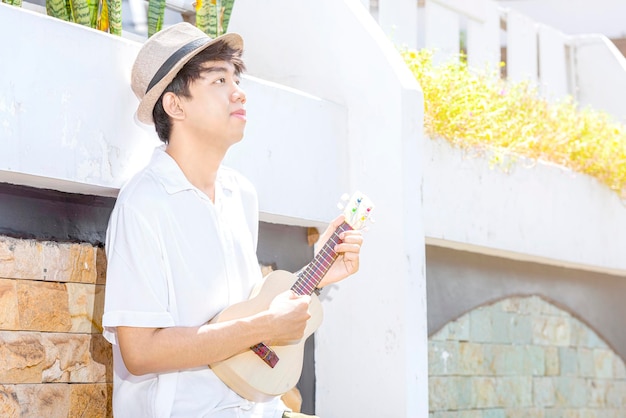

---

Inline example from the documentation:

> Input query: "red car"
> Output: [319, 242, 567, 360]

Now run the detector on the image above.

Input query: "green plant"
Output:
[196, 0, 234, 38]
[402, 48, 626, 197]
[147, 0, 165, 37]
[2, 0, 121, 35]
[148, 0, 235, 38]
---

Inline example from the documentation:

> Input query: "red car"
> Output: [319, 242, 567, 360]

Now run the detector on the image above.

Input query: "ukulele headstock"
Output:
[340, 191, 375, 230]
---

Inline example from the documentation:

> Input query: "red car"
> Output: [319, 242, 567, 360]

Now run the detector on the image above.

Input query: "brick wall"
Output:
[0, 236, 111, 417]
[429, 296, 626, 417]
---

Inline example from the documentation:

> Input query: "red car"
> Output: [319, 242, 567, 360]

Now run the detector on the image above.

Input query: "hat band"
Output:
[146, 37, 211, 94]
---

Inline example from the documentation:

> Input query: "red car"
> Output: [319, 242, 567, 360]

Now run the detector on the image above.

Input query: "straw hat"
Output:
[131, 22, 244, 125]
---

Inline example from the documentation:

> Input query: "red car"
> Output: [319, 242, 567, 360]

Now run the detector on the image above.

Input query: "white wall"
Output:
[571, 34, 626, 122]
[223, 78, 349, 225]
[378, 0, 419, 49]
[498, 0, 626, 39]
[423, 137, 626, 277]
[0, 3, 348, 225]
[230, 1, 427, 416]
[0, 5, 156, 197]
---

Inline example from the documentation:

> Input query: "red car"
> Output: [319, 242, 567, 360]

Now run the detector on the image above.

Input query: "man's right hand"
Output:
[267, 290, 311, 345]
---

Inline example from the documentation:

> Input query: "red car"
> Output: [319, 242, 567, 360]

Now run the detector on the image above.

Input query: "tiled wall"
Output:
[429, 296, 626, 417]
[0, 236, 111, 417]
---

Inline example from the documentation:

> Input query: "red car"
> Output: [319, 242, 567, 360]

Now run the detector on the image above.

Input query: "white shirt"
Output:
[103, 146, 284, 418]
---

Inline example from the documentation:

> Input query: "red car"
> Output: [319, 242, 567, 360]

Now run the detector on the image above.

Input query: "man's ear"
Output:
[162, 92, 185, 120]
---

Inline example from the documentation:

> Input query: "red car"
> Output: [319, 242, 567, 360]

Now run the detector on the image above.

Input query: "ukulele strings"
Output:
[291, 222, 352, 296]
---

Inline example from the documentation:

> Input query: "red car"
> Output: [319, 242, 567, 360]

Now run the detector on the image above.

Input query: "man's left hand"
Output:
[316, 215, 364, 288]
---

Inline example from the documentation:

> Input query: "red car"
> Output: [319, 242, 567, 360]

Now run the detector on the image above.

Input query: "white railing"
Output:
[366, 0, 626, 122]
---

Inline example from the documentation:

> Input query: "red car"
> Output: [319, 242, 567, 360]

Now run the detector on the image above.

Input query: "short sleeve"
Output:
[102, 203, 175, 345]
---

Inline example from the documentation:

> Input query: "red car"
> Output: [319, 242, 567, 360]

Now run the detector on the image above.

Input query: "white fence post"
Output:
[378, 0, 418, 49]
[466, 1, 501, 71]
[537, 23, 569, 100]
[425, 1, 460, 64]
[505, 9, 538, 84]
[572, 34, 626, 123]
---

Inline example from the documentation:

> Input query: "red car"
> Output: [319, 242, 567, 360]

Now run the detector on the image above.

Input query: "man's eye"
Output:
[216, 78, 226, 84]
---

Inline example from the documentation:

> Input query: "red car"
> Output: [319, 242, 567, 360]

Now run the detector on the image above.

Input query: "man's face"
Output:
[178, 60, 247, 149]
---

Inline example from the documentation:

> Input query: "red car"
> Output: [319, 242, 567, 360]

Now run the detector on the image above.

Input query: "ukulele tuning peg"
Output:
[340, 193, 350, 202]
[337, 202, 345, 210]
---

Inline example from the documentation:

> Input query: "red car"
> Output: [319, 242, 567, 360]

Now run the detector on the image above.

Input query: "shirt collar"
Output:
[149, 145, 235, 195]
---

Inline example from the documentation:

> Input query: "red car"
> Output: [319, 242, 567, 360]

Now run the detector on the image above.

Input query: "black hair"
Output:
[152, 40, 246, 143]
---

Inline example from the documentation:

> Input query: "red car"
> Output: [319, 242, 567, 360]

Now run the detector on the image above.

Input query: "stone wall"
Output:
[0, 236, 111, 417]
[429, 296, 626, 417]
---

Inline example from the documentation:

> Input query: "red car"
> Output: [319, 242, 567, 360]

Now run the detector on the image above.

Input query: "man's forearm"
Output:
[116, 313, 272, 376]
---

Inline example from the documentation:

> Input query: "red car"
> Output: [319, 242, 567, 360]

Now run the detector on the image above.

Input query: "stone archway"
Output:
[429, 295, 626, 415]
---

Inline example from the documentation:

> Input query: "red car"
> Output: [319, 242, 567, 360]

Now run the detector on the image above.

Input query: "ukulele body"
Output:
[209, 270, 323, 402]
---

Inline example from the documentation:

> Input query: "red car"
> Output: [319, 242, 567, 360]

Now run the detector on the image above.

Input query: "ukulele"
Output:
[209, 191, 374, 402]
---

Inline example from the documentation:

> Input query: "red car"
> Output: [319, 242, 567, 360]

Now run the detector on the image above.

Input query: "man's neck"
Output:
[165, 137, 227, 203]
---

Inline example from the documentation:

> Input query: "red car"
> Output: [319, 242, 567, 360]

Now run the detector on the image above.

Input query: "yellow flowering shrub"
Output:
[402, 48, 626, 197]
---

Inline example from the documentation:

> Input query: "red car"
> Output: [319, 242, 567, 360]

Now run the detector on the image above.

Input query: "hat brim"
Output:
[136, 32, 243, 125]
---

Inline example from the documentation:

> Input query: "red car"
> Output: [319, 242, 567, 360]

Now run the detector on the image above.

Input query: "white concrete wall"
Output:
[223, 79, 349, 225]
[423, 137, 626, 277]
[571, 34, 626, 122]
[505, 9, 538, 84]
[0, 5, 156, 197]
[424, 0, 501, 70]
[0, 3, 348, 225]
[229, 1, 427, 416]
[498, 0, 626, 39]
[466, 2, 500, 71]
[425, 1, 461, 65]
[431, 0, 489, 21]
[378, 0, 419, 49]
[537, 23, 569, 99]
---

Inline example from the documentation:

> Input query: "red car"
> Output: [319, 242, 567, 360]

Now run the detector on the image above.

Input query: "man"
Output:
[102, 22, 363, 418]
